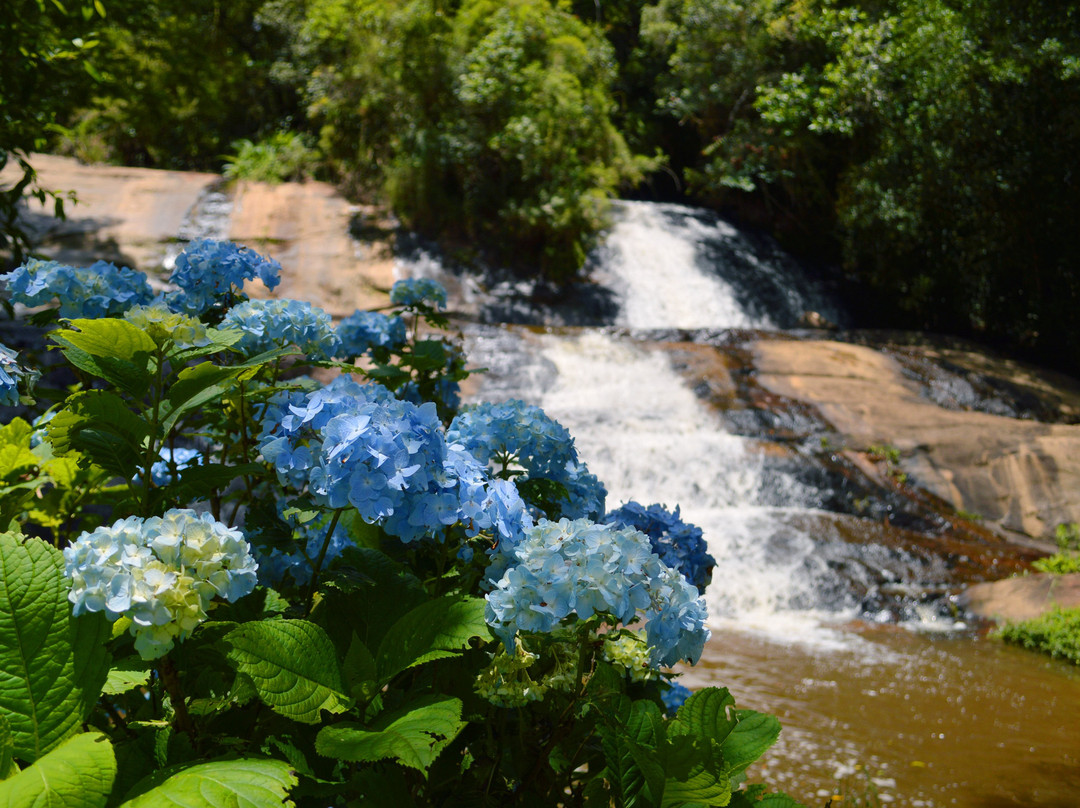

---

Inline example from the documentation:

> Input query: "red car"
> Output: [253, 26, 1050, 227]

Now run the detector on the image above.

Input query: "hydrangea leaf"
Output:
[0, 731, 115, 808]
[315, 695, 465, 773]
[225, 619, 352, 724]
[727, 786, 805, 808]
[658, 735, 731, 808]
[0, 533, 111, 763]
[720, 710, 782, 777]
[120, 758, 297, 808]
[599, 726, 658, 807]
[669, 687, 737, 744]
[102, 669, 151, 696]
[375, 595, 490, 682]
[160, 363, 246, 435]
[46, 391, 150, 477]
[0, 715, 13, 781]
[54, 318, 157, 361]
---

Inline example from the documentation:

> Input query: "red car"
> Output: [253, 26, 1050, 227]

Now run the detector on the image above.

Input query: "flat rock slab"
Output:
[2, 155, 393, 314]
[228, 180, 393, 316]
[3, 153, 219, 272]
[752, 338, 1080, 539]
[959, 574, 1080, 623]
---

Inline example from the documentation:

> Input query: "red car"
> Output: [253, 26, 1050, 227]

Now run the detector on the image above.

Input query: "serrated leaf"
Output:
[342, 634, 378, 703]
[225, 620, 352, 724]
[0, 731, 115, 808]
[0, 444, 38, 481]
[167, 327, 244, 362]
[160, 363, 245, 435]
[727, 786, 806, 808]
[55, 318, 156, 361]
[600, 726, 652, 808]
[120, 758, 297, 808]
[327, 548, 428, 649]
[0, 420, 32, 450]
[315, 695, 464, 773]
[102, 669, 150, 696]
[721, 710, 782, 776]
[173, 462, 264, 499]
[671, 687, 737, 744]
[659, 735, 731, 808]
[0, 533, 111, 762]
[46, 391, 150, 477]
[375, 595, 489, 681]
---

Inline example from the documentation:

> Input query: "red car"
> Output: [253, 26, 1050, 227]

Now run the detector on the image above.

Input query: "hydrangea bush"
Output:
[0, 242, 802, 808]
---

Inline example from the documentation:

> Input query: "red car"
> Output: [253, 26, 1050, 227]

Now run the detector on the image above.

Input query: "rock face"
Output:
[2, 154, 393, 313]
[752, 338, 1080, 540]
[959, 573, 1080, 623]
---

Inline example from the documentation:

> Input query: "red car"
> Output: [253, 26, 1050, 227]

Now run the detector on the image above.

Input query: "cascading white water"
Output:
[594, 202, 771, 329]
[463, 326, 860, 645]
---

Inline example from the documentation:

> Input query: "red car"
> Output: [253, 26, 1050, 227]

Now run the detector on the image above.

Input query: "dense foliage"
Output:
[4, 0, 1079, 365]
[999, 608, 1080, 666]
[0, 243, 801, 806]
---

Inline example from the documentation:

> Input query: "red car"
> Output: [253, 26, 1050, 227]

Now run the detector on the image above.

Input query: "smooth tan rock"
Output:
[2, 153, 217, 271]
[753, 339, 1080, 538]
[228, 180, 393, 316]
[959, 574, 1080, 623]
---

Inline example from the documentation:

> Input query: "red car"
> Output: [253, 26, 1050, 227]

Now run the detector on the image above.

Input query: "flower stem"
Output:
[304, 508, 345, 616]
[159, 654, 196, 743]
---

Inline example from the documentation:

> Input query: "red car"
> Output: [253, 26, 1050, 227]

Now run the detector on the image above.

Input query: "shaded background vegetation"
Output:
[5, 0, 1080, 371]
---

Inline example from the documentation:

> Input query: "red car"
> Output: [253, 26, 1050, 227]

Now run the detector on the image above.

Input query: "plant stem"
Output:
[159, 654, 196, 744]
[303, 508, 345, 616]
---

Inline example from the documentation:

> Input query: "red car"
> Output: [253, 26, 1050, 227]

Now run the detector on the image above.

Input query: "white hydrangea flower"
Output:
[64, 509, 258, 659]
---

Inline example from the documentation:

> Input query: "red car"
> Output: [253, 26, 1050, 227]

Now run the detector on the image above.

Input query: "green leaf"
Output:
[0, 533, 110, 762]
[375, 595, 490, 682]
[325, 547, 427, 649]
[315, 695, 464, 773]
[54, 318, 156, 361]
[727, 786, 805, 808]
[102, 669, 150, 696]
[670, 687, 737, 744]
[407, 339, 448, 371]
[167, 327, 244, 362]
[600, 725, 653, 808]
[0, 731, 115, 808]
[342, 634, 378, 703]
[160, 363, 245, 435]
[225, 620, 352, 724]
[0, 715, 13, 781]
[46, 391, 150, 477]
[721, 710, 782, 777]
[173, 463, 265, 500]
[659, 735, 731, 808]
[120, 758, 297, 808]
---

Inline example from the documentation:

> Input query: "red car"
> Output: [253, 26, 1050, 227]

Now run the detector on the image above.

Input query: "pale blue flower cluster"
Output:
[604, 501, 715, 593]
[448, 400, 606, 520]
[124, 303, 212, 349]
[258, 377, 531, 546]
[390, 278, 447, 310]
[0, 342, 29, 406]
[221, 298, 340, 360]
[485, 518, 710, 667]
[63, 509, 258, 659]
[1, 258, 154, 318]
[167, 239, 281, 315]
[335, 310, 407, 358]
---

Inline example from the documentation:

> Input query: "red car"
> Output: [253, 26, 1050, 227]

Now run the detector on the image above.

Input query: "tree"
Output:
[1, 0, 105, 265]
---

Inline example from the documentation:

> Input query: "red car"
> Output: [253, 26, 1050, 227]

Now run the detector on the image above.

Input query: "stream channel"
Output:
[398, 201, 1080, 807]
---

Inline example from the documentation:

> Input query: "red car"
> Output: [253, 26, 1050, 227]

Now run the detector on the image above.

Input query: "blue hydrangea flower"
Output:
[259, 376, 531, 547]
[1, 258, 154, 318]
[166, 240, 281, 315]
[336, 310, 407, 358]
[220, 298, 340, 360]
[484, 518, 710, 667]
[390, 278, 447, 310]
[148, 447, 203, 485]
[0, 342, 32, 406]
[661, 681, 693, 716]
[64, 509, 258, 659]
[605, 501, 715, 593]
[449, 400, 606, 520]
